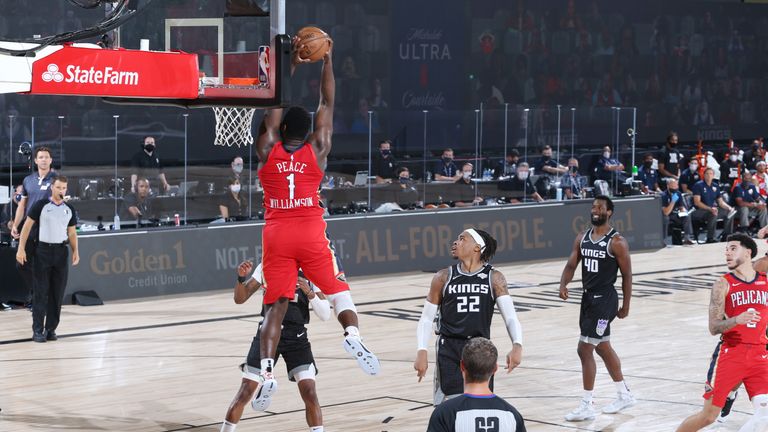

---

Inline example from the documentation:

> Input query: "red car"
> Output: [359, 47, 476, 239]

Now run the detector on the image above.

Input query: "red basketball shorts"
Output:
[704, 342, 768, 407]
[261, 216, 348, 304]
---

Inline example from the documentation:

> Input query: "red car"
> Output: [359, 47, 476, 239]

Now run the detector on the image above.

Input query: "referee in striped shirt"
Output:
[16, 175, 79, 343]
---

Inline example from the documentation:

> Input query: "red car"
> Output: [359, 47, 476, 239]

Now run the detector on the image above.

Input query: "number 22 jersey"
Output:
[438, 264, 496, 339]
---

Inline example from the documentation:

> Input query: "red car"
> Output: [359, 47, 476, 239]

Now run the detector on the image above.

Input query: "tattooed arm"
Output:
[709, 276, 756, 335]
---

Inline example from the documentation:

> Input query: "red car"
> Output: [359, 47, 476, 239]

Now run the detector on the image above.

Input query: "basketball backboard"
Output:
[103, 0, 289, 109]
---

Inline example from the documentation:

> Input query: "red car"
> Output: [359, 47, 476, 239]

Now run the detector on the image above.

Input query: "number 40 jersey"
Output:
[580, 228, 620, 292]
[438, 264, 497, 339]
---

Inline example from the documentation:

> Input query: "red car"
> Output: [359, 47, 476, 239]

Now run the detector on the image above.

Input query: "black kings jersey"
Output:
[438, 264, 496, 339]
[580, 228, 619, 292]
[261, 287, 311, 329]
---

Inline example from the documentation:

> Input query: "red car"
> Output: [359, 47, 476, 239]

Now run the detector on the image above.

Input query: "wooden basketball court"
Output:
[0, 242, 757, 431]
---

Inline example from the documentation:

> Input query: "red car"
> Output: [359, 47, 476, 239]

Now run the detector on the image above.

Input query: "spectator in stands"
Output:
[561, 158, 586, 199]
[720, 147, 746, 191]
[349, 98, 380, 134]
[396, 166, 414, 189]
[372, 140, 398, 184]
[692, 100, 714, 126]
[433, 148, 461, 181]
[658, 131, 683, 181]
[219, 177, 248, 221]
[534, 145, 567, 178]
[230, 156, 245, 182]
[592, 72, 622, 107]
[454, 162, 484, 207]
[498, 162, 544, 203]
[692, 167, 734, 243]
[743, 139, 765, 170]
[755, 161, 768, 198]
[679, 159, 701, 194]
[122, 177, 156, 223]
[733, 170, 767, 233]
[594, 145, 626, 184]
[493, 150, 520, 179]
[637, 153, 661, 194]
[130, 136, 170, 194]
[661, 179, 695, 245]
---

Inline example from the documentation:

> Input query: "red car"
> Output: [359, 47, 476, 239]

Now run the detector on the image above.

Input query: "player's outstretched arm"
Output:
[558, 233, 583, 300]
[308, 40, 334, 169]
[255, 109, 283, 163]
[709, 276, 758, 334]
[298, 277, 332, 321]
[234, 260, 262, 304]
[612, 235, 632, 318]
[492, 270, 523, 373]
[415, 268, 448, 382]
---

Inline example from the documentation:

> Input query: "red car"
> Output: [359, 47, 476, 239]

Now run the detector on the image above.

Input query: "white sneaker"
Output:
[602, 393, 636, 414]
[343, 336, 380, 375]
[564, 400, 597, 421]
[251, 371, 278, 411]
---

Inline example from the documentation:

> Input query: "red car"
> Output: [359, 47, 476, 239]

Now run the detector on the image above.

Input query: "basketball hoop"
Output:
[213, 106, 256, 147]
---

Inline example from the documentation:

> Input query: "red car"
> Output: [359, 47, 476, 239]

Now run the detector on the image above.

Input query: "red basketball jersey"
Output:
[722, 272, 768, 346]
[259, 142, 325, 219]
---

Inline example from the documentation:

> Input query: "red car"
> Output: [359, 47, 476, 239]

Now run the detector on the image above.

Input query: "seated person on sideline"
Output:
[493, 149, 519, 179]
[497, 162, 544, 203]
[662, 179, 695, 245]
[593, 145, 626, 183]
[229, 156, 245, 183]
[755, 161, 768, 198]
[720, 148, 746, 191]
[372, 139, 398, 184]
[561, 158, 587, 199]
[692, 167, 734, 243]
[427, 337, 526, 432]
[733, 170, 767, 233]
[534, 145, 567, 178]
[122, 177, 156, 222]
[637, 153, 660, 194]
[219, 177, 249, 221]
[454, 162, 484, 207]
[433, 148, 461, 181]
[679, 160, 701, 194]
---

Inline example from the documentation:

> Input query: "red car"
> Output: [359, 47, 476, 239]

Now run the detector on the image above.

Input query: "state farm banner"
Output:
[31, 46, 198, 99]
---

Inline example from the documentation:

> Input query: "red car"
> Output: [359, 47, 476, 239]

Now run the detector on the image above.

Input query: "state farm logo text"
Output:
[42, 63, 139, 86]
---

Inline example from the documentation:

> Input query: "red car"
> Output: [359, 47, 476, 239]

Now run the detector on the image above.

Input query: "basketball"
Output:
[296, 26, 332, 63]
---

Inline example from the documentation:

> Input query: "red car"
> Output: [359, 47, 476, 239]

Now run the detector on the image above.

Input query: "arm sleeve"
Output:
[27, 200, 45, 222]
[310, 295, 332, 321]
[417, 301, 438, 351]
[497, 295, 523, 345]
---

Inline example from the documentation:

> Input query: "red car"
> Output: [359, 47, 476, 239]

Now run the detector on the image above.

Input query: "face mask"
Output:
[689, 163, 698, 171]
[462, 171, 472, 179]
[644, 161, 653, 168]
[144, 144, 155, 152]
[569, 166, 578, 173]
[603, 152, 611, 159]
[233, 165, 243, 174]
[517, 171, 529, 180]
[399, 177, 409, 183]
[230, 184, 241, 193]
[442, 157, 453, 164]
[730, 154, 738, 162]
[543, 155, 551, 160]
[668, 142, 676, 148]
[381, 149, 391, 156]
[14, 193, 22, 202]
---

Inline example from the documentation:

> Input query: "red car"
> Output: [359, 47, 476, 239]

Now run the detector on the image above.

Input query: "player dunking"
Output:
[253, 38, 379, 400]
[677, 233, 768, 432]
[220, 261, 331, 432]
[414, 228, 523, 405]
[559, 195, 635, 421]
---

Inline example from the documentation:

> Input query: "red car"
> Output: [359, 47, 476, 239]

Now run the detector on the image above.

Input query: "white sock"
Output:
[345, 326, 360, 338]
[221, 421, 237, 432]
[310, 426, 324, 432]
[260, 358, 274, 374]
[583, 390, 593, 403]
[728, 390, 738, 399]
[614, 380, 630, 396]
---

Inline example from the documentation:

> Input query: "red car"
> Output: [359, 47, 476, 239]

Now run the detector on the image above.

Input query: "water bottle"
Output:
[327, 176, 335, 189]
[113, 214, 121, 230]
[556, 187, 563, 201]
[632, 165, 639, 178]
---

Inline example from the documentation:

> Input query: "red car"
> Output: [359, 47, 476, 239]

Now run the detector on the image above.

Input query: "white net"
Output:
[212, 106, 256, 147]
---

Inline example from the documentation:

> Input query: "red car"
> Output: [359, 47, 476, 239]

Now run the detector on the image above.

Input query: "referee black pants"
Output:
[32, 243, 69, 334]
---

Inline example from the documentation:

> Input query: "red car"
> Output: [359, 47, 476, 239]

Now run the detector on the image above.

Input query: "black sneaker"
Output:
[45, 331, 57, 341]
[32, 332, 46, 343]
[717, 390, 738, 423]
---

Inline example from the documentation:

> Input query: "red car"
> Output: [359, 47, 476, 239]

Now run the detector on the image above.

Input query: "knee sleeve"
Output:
[328, 291, 357, 316]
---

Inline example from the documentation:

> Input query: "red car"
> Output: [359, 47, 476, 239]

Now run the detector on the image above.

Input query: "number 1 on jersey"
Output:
[286, 173, 295, 200]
